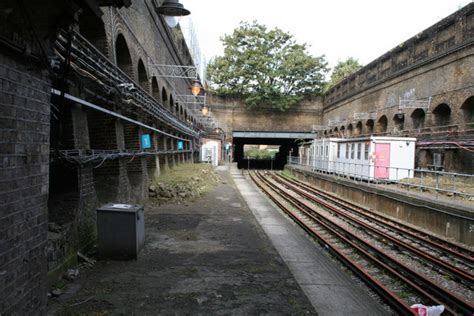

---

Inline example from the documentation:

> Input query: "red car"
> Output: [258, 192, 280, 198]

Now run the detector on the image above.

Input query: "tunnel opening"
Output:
[234, 137, 306, 170]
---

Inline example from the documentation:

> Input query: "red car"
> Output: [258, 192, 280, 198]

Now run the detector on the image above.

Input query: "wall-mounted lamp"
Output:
[156, 0, 191, 28]
[201, 105, 209, 116]
[190, 80, 203, 96]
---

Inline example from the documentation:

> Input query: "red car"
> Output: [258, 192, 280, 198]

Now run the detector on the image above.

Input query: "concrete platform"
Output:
[48, 166, 316, 315]
[230, 165, 388, 315]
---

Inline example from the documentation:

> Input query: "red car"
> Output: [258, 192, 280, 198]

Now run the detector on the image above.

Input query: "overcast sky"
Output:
[180, 0, 471, 72]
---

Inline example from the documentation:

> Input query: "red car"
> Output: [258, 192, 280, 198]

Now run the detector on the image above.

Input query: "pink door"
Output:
[374, 143, 390, 179]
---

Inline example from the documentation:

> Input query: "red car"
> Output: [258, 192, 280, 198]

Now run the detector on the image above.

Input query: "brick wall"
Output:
[0, 54, 50, 314]
[87, 109, 118, 150]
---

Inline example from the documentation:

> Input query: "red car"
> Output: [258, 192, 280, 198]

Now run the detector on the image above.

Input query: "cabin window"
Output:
[351, 144, 355, 159]
[345, 144, 349, 159]
[325, 145, 328, 157]
[364, 142, 370, 160]
[337, 143, 341, 158]
[357, 143, 361, 160]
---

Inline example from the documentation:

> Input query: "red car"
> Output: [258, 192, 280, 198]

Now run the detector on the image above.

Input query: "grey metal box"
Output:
[96, 203, 144, 260]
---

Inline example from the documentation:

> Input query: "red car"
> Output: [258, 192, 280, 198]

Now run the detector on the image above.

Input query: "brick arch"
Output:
[376, 115, 388, 133]
[169, 94, 175, 113]
[79, 9, 108, 57]
[460, 96, 473, 124]
[393, 112, 405, 131]
[355, 121, 363, 135]
[365, 119, 374, 134]
[161, 86, 169, 107]
[137, 58, 149, 91]
[340, 125, 346, 136]
[151, 77, 160, 101]
[115, 33, 133, 79]
[411, 108, 425, 129]
[347, 123, 353, 136]
[432, 103, 451, 126]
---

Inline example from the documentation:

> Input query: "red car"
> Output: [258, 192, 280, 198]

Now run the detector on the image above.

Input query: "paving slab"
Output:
[230, 165, 388, 316]
[47, 166, 316, 315]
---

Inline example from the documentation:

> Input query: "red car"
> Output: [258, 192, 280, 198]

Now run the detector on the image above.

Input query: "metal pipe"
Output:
[51, 88, 190, 142]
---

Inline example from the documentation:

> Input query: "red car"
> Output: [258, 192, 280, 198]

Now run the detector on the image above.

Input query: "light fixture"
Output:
[190, 80, 203, 96]
[201, 105, 209, 116]
[156, 0, 191, 28]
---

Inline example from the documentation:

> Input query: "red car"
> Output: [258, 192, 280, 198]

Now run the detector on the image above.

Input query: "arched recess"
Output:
[78, 8, 108, 56]
[432, 103, 451, 127]
[355, 121, 363, 135]
[461, 96, 474, 124]
[152, 77, 160, 101]
[411, 109, 425, 129]
[376, 116, 388, 133]
[333, 127, 339, 136]
[340, 126, 346, 136]
[169, 95, 175, 113]
[323, 131, 328, 136]
[366, 119, 374, 134]
[347, 124, 353, 136]
[161, 87, 168, 107]
[137, 59, 148, 91]
[393, 113, 405, 131]
[115, 34, 133, 78]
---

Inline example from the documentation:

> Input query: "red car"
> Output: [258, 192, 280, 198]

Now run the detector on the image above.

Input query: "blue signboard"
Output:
[141, 134, 151, 149]
[177, 140, 184, 151]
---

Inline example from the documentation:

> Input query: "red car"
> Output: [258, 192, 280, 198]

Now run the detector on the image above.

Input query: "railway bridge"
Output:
[232, 130, 314, 169]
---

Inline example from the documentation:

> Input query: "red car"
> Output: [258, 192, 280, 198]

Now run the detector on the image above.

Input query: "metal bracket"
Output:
[398, 96, 431, 110]
[312, 125, 328, 131]
[176, 94, 206, 105]
[148, 63, 197, 79]
[353, 112, 377, 120]
[328, 119, 346, 126]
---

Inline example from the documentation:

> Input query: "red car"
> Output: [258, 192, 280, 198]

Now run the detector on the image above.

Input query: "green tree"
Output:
[207, 21, 328, 111]
[327, 57, 362, 90]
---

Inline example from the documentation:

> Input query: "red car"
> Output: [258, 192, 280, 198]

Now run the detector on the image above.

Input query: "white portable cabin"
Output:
[311, 138, 341, 171]
[335, 136, 416, 180]
[201, 140, 219, 166]
[298, 142, 313, 166]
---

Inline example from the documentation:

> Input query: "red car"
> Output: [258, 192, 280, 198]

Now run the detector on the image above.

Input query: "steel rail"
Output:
[276, 172, 474, 265]
[252, 171, 473, 315]
[272, 173, 474, 287]
[248, 171, 416, 315]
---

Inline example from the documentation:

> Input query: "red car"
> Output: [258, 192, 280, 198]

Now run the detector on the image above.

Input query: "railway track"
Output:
[249, 170, 474, 315]
[275, 172, 474, 266]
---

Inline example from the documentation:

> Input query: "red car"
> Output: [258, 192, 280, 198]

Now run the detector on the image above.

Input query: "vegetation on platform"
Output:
[149, 164, 221, 204]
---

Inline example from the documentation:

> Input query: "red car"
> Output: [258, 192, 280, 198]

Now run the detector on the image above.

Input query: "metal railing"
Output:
[288, 156, 474, 199]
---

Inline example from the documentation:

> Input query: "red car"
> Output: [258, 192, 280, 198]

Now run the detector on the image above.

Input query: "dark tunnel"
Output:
[233, 137, 308, 169]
